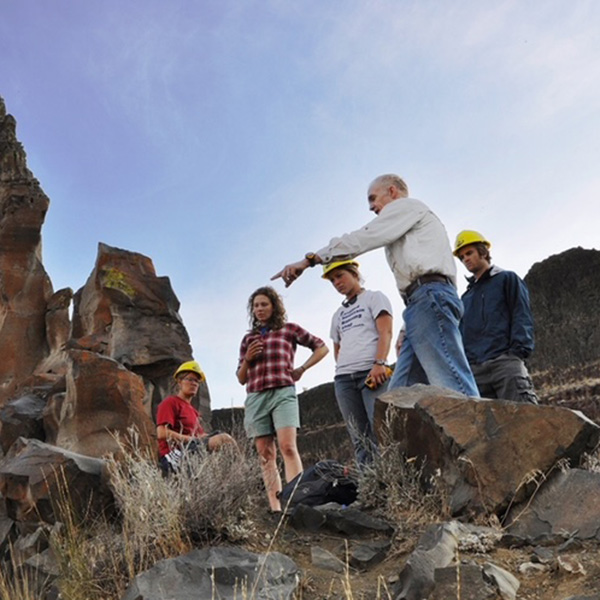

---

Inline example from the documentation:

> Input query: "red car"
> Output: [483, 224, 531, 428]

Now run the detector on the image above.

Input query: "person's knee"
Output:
[256, 441, 277, 463]
[278, 439, 299, 459]
[207, 432, 238, 452]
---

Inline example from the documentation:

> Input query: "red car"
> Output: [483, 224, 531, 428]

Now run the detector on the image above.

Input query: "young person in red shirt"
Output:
[237, 286, 328, 512]
[156, 360, 236, 474]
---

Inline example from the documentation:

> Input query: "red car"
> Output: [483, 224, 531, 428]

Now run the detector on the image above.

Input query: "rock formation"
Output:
[71, 242, 207, 420]
[0, 97, 207, 502]
[0, 97, 53, 408]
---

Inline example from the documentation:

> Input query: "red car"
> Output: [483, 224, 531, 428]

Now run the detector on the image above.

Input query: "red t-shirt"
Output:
[156, 395, 205, 457]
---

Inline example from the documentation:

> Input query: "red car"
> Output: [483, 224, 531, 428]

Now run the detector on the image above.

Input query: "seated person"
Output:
[156, 360, 236, 474]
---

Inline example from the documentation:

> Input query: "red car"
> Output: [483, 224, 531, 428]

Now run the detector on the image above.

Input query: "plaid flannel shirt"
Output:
[238, 323, 325, 393]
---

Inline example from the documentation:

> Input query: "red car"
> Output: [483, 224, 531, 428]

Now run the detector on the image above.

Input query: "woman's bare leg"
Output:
[255, 434, 282, 511]
[276, 426, 303, 483]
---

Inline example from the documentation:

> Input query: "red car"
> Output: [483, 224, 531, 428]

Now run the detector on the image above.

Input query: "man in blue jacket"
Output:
[454, 230, 538, 403]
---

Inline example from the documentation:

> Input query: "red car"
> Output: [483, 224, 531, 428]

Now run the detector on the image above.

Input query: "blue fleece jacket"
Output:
[460, 265, 535, 364]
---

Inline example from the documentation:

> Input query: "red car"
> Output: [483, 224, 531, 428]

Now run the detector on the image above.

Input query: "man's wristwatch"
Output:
[373, 359, 387, 366]
[305, 252, 317, 267]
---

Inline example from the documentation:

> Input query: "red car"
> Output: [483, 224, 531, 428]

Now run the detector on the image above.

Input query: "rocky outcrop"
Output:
[0, 98, 208, 528]
[0, 97, 53, 408]
[0, 99, 210, 457]
[526, 247, 600, 371]
[71, 242, 206, 420]
[298, 382, 352, 465]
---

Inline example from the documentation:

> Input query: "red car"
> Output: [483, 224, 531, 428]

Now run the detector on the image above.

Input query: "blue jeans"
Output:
[334, 369, 386, 467]
[389, 282, 479, 397]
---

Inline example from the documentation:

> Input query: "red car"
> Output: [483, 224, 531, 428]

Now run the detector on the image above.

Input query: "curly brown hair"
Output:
[247, 286, 287, 331]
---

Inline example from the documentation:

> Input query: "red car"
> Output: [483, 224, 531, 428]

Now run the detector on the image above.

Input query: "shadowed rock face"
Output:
[0, 394, 46, 455]
[0, 98, 53, 408]
[526, 247, 600, 371]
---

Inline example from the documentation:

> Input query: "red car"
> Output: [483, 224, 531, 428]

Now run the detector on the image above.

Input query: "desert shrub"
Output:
[357, 440, 448, 525]
[107, 431, 263, 546]
[45, 430, 263, 600]
[172, 443, 263, 543]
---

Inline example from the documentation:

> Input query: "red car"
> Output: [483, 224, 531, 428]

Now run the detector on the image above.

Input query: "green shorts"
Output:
[244, 386, 301, 438]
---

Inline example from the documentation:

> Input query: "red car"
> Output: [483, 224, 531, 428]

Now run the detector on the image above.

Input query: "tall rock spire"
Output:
[0, 96, 53, 407]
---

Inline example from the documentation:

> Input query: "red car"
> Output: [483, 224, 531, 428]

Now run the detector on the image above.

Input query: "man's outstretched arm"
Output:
[271, 253, 323, 287]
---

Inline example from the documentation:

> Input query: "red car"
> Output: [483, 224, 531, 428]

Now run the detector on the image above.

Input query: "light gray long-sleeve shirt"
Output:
[316, 197, 457, 294]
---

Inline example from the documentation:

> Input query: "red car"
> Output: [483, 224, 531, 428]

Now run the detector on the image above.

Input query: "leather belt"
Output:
[402, 273, 451, 301]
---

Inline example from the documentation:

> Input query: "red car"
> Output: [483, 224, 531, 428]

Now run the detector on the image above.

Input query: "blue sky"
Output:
[2, 1, 599, 409]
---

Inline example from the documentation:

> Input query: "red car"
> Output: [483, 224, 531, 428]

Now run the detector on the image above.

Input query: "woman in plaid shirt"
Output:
[237, 286, 328, 513]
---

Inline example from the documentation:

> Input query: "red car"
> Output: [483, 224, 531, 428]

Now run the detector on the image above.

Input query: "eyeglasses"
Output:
[181, 377, 201, 384]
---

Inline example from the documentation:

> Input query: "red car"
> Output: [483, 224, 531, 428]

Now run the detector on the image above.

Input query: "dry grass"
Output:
[357, 427, 449, 526]
[37, 431, 264, 600]
[0, 544, 47, 600]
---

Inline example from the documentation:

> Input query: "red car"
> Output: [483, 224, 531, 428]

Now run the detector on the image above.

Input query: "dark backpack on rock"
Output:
[278, 460, 358, 509]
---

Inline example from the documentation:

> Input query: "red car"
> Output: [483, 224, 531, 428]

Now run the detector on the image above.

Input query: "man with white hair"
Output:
[272, 174, 479, 397]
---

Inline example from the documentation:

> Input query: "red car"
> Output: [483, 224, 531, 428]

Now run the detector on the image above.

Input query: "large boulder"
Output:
[122, 546, 299, 600]
[71, 242, 208, 420]
[0, 97, 53, 408]
[375, 386, 600, 517]
[54, 350, 155, 458]
[0, 438, 113, 525]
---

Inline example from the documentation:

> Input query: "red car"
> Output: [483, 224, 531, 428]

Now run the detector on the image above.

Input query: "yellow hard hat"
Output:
[173, 360, 205, 381]
[453, 230, 491, 256]
[322, 260, 360, 279]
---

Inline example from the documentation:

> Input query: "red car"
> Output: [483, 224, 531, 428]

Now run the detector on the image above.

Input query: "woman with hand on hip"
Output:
[323, 260, 393, 468]
[237, 286, 328, 513]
